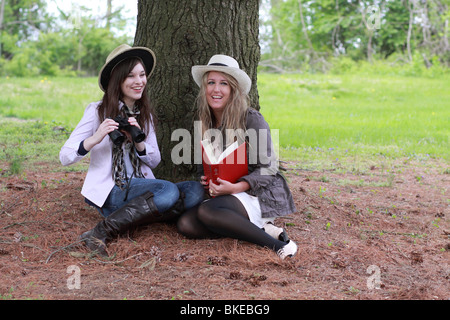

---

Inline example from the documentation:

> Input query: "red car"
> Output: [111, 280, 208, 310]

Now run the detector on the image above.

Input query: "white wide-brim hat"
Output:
[191, 54, 252, 94]
[98, 44, 156, 92]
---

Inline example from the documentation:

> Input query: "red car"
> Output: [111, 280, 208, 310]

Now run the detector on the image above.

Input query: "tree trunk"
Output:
[134, 0, 260, 182]
[297, 0, 318, 61]
[106, 0, 112, 30]
[367, 30, 373, 63]
[0, 0, 5, 56]
[406, 0, 415, 63]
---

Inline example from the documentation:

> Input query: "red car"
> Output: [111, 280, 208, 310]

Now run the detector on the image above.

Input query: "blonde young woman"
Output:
[176, 55, 298, 259]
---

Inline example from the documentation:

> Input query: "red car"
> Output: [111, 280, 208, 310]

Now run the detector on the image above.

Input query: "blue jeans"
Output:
[86, 179, 204, 218]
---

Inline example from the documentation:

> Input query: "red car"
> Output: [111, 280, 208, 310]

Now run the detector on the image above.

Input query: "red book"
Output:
[201, 139, 248, 185]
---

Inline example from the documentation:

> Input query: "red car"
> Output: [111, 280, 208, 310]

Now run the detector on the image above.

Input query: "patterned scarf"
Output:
[112, 104, 144, 191]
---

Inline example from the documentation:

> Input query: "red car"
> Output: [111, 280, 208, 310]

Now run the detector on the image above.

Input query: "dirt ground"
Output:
[0, 158, 449, 301]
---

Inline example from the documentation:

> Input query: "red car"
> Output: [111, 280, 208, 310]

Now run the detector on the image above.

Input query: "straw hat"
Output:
[191, 54, 251, 94]
[98, 44, 156, 92]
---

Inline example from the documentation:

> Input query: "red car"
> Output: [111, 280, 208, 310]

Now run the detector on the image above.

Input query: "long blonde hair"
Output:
[196, 71, 249, 148]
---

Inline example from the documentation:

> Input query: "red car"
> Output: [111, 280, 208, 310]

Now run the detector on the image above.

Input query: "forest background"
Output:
[0, 0, 449, 77]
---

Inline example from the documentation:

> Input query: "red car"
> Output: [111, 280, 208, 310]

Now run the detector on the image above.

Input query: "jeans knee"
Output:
[177, 181, 205, 209]
[153, 181, 180, 212]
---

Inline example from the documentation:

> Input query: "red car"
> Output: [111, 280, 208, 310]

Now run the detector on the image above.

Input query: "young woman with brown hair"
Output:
[60, 44, 204, 256]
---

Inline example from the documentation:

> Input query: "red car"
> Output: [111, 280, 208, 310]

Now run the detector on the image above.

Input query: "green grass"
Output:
[0, 119, 89, 175]
[258, 73, 449, 162]
[0, 77, 102, 129]
[0, 73, 448, 175]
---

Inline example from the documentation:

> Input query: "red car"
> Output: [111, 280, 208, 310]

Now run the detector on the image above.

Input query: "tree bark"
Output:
[297, 0, 317, 61]
[0, 0, 5, 56]
[106, 0, 112, 30]
[134, 0, 260, 181]
[406, 0, 415, 63]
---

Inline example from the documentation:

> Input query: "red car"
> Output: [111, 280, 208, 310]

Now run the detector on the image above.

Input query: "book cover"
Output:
[201, 139, 248, 185]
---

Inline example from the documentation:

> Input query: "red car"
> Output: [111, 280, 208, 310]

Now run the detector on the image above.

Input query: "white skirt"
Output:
[231, 192, 274, 228]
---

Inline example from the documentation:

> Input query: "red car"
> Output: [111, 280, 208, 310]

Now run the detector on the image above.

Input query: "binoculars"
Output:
[108, 115, 146, 146]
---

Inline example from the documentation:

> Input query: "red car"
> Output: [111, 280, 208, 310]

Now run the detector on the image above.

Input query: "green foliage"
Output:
[0, 0, 132, 77]
[3, 46, 39, 77]
[329, 54, 449, 78]
[1, 0, 52, 42]
[2, 0, 448, 76]
[1, 28, 131, 77]
[261, 0, 450, 72]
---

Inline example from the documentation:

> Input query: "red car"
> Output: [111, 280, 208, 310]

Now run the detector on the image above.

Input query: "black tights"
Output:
[177, 195, 287, 252]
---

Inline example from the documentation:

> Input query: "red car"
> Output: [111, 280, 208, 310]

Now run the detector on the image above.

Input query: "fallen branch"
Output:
[45, 239, 85, 264]
[92, 252, 145, 265]
[361, 229, 425, 237]
[0, 240, 49, 253]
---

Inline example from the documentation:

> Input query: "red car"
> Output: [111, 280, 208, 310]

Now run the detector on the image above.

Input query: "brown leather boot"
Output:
[80, 192, 160, 257]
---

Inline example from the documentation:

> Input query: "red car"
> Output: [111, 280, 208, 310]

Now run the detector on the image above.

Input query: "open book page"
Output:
[201, 139, 218, 164]
[201, 139, 248, 184]
[201, 139, 240, 164]
[217, 141, 239, 163]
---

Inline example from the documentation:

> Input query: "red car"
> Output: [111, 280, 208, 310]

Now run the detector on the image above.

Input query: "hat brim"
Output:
[192, 65, 251, 94]
[99, 47, 156, 92]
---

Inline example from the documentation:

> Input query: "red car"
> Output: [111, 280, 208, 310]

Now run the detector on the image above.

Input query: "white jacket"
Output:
[59, 101, 161, 207]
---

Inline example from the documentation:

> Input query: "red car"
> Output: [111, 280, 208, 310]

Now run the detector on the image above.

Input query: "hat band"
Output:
[209, 63, 228, 67]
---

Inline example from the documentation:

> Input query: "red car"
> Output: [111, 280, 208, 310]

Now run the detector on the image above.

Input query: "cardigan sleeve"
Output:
[239, 108, 297, 218]
[237, 108, 279, 194]
[136, 117, 161, 169]
[59, 102, 99, 166]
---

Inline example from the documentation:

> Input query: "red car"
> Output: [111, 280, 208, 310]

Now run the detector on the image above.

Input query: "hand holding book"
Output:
[205, 177, 250, 197]
[201, 139, 249, 197]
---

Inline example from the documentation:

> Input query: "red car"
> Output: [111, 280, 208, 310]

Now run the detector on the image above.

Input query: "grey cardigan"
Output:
[199, 108, 297, 218]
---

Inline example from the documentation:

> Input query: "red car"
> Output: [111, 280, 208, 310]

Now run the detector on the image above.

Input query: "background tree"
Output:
[260, 0, 449, 71]
[1, 0, 448, 77]
[134, 0, 261, 181]
[0, 0, 131, 76]
[0, 0, 52, 57]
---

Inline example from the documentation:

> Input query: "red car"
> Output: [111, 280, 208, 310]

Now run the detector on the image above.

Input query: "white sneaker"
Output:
[277, 240, 298, 260]
[262, 222, 289, 242]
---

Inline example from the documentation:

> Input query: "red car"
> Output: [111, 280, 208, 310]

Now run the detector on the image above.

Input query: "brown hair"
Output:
[97, 57, 156, 134]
